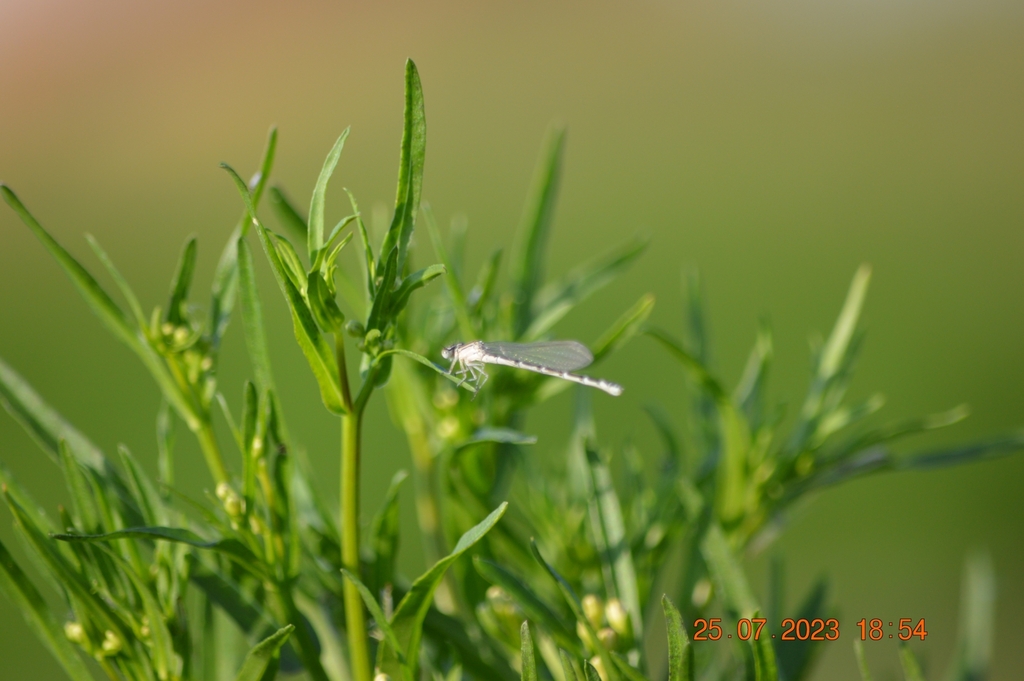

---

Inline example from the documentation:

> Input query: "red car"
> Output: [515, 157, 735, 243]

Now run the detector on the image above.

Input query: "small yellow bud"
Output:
[581, 594, 604, 629]
[691, 578, 712, 608]
[605, 598, 631, 638]
[100, 630, 122, 656]
[161, 322, 174, 336]
[437, 416, 460, 440]
[64, 621, 86, 644]
[597, 627, 618, 650]
[173, 326, 189, 344]
[215, 482, 231, 500]
[373, 673, 392, 681]
[224, 494, 244, 517]
[200, 356, 213, 371]
[577, 621, 596, 652]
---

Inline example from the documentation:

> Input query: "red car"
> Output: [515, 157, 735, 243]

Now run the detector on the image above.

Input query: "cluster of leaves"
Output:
[0, 59, 1017, 681]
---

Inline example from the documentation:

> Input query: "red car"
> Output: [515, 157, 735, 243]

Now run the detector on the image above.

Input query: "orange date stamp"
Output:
[691, 617, 928, 641]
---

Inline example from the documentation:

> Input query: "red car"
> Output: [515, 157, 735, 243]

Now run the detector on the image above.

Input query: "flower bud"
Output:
[605, 598, 631, 638]
[373, 673, 392, 681]
[64, 621, 86, 644]
[581, 594, 604, 629]
[100, 630, 122, 656]
[577, 621, 597, 652]
[691, 578, 712, 608]
[597, 627, 618, 650]
[345, 320, 366, 337]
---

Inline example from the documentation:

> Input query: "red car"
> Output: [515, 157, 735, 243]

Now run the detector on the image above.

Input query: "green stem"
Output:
[195, 421, 228, 485]
[341, 409, 371, 681]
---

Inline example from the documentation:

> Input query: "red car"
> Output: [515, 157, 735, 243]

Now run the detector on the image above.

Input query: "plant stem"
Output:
[195, 421, 228, 485]
[341, 409, 371, 681]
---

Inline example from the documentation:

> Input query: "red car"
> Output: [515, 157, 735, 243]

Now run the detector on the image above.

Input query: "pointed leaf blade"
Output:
[234, 625, 295, 681]
[308, 128, 350, 257]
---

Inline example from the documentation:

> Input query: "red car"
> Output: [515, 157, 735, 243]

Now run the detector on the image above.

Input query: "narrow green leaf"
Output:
[473, 557, 579, 653]
[234, 625, 295, 681]
[0, 461, 57, 535]
[308, 128, 350, 257]
[343, 188, 375, 300]
[4, 490, 129, 642]
[647, 328, 750, 521]
[560, 649, 584, 681]
[584, 445, 642, 639]
[273, 231, 308, 294]
[584, 660, 603, 681]
[592, 293, 655, 364]
[774, 579, 828, 681]
[58, 440, 99, 532]
[610, 653, 648, 681]
[787, 432, 1024, 501]
[521, 621, 538, 681]
[751, 619, 780, 681]
[531, 540, 619, 681]
[523, 237, 647, 341]
[0, 536, 94, 681]
[735, 322, 773, 428]
[379, 59, 426, 275]
[237, 238, 277, 399]
[53, 526, 265, 577]
[190, 562, 275, 636]
[700, 523, 758, 616]
[820, 264, 871, 379]
[210, 126, 278, 347]
[946, 553, 995, 681]
[322, 216, 357, 262]
[424, 203, 475, 339]
[307, 271, 346, 333]
[0, 355, 105, 470]
[369, 470, 408, 594]
[389, 265, 445, 319]
[662, 595, 693, 681]
[367, 246, 399, 331]
[166, 236, 198, 325]
[85, 234, 147, 329]
[269, 186, 308, 242]
[898, 645, 925, 681]
[117, 444, 162, 526]
[340, 568, 405, 662]
[378, 502, 508, 679]
[510, 126, 566, 338]
[470, 247, 503, 317]
[454, 428, 538, 452]
[224, 164, 346, 414]
[2, 185, 135, 345]
[102, 546, 176, 680]
[3, 187, 201, 426]
[853, 640, 873, 681]
[643, 405, 682, 469]
[375, 348, 475, 392]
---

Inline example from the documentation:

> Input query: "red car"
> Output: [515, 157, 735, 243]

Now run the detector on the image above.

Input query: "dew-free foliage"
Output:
[0, 60, 1018, 681]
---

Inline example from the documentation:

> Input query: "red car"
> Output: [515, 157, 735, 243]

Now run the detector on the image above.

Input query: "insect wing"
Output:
[480, 341, 593, 371]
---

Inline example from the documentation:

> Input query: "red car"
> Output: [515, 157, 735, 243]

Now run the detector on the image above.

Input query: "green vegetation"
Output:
[0, 60, 1017, 681]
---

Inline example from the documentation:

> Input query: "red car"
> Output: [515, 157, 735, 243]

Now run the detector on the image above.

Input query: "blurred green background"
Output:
[1, 1, 1022, 679]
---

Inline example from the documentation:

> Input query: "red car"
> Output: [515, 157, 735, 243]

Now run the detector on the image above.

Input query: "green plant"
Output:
[0, 59, 1018, 681]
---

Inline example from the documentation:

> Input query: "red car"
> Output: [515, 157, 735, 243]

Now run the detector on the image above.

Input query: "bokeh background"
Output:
[1, 1, 1022, 678]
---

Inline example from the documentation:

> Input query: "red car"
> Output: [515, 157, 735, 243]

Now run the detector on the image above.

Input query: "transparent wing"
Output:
[479, 341, 593, 371]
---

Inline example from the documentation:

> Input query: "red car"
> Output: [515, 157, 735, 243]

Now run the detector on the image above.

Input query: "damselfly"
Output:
[441, 340, 623, 396]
